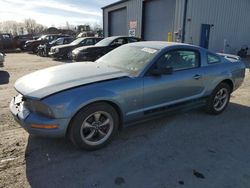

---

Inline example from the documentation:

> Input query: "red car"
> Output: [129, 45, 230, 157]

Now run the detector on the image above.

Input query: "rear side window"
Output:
[2, 34, 11, 39]
[207, 53, 221, 64]
[128, 38, 140, 43]
[84, 39, 94, 45]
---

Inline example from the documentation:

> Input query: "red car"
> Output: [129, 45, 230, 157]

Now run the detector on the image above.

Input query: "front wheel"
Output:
[67, 51, 72, 60]
[69, 103, 119, 150]
[205, 83, 231, 115]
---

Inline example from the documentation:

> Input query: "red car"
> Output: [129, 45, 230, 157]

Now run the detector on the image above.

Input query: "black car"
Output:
[24, 34, 69, 53]
[49, 37, 103, 60]
[14, 34, 34, 50]
[37, 37, 74, 57]
[0, 33, 16, 52]
[71, 36, 140, 62]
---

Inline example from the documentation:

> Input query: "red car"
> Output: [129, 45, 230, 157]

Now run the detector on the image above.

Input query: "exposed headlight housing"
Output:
[55, 48, 59, 53]
[72, 49, 79, 54]
[25, 99, 54, 118]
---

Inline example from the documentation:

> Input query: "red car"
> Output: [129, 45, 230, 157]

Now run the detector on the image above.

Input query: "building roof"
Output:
[102, 0, 129, 9]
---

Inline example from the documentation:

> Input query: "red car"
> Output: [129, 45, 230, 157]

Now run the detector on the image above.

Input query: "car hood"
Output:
[26, 39, 40, 44]
[52, 44, 75, 49]
[15, 62, 129, 99]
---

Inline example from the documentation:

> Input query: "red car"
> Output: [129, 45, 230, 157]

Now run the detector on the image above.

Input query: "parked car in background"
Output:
[49, 37, 103, 60]
[0, 53, 4, 67]
[0, 33, 16, 52]
[9, 42, 245, 150]
[14, 34, 34, 50]
[37, 36, 74, 57]
[24, 34, 70, 53]
[77, 31, 95, 38]
[72, 36, 140, 62]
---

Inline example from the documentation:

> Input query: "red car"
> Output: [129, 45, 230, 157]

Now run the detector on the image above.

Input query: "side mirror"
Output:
[151, 66, 173, 76]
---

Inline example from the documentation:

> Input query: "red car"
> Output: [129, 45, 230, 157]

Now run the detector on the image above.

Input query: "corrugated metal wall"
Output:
[109, 8, 127, 36]
[142, 0, 176, 41]
[173, 0, 185, 42]
[184, 0, 250, 53]
[103, 0, 181, 38]
[103, 0, 250, 54]
[103, 0, 143, 37]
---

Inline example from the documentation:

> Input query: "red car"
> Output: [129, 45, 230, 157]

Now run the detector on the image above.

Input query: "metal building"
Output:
[102, 0, 250, 54]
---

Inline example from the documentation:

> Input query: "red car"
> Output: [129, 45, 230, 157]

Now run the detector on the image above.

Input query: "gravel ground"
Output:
[0, 53, 249, 188]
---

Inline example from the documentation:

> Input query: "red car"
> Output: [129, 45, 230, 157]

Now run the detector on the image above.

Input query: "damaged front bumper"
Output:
[9, 95, 69, 138]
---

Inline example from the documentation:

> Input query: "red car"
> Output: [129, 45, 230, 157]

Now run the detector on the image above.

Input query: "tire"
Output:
[205, 83, 231, 115]
[69, 103, 119, 150]
[32, 47, 38, 54]
[20, 46, 25, 51]
[67, 51, 72, 60]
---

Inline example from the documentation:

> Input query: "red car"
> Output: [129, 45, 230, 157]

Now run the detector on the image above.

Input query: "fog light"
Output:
[31, 124, 58, 129]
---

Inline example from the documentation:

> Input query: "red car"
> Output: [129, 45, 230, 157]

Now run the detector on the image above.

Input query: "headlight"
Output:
[55, 48, 59, 53]
[72, 49, 78, 54]
[25, 99, 54, 118]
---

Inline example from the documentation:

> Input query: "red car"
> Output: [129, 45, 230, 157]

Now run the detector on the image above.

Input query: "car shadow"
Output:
[0, 70, 10, 85]
[25, 103, 250, 188]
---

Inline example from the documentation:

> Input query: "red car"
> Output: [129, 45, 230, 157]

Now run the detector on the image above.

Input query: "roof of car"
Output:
[106, 36, 139, 40]
[129, 41, 198, 50]
[79, 37, 103, 39]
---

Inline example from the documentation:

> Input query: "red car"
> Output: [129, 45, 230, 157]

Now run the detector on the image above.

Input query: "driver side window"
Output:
[157, 50, 200, 71]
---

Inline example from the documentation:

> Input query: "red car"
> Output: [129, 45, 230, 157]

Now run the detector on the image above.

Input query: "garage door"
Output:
[142, 0, 176, 41]
[108, 8, 127, 36]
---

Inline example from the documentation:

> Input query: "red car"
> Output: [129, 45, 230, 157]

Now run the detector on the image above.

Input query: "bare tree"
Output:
[24, 18, 37, 34]
[0, 21, 23, 35]
[92, 23, 102, 32]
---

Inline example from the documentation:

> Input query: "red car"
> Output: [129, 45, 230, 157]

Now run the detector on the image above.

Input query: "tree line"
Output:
[0, 18, 46, 36]
[0, 18, 103, 37]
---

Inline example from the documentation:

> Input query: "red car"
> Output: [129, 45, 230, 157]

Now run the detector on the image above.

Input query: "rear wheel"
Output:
[205, 83, 231, 115]
[69, 103, 119, 150]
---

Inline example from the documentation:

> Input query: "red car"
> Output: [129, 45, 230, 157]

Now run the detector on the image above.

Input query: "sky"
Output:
[0, 0, 118, 27]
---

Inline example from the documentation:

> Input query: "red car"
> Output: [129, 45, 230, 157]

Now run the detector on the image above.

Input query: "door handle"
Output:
[193, 74, 202, 80]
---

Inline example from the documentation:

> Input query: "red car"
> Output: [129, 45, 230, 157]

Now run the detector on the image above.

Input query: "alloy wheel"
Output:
[213, 88, 229, 111]
[80, 111, 114, 146]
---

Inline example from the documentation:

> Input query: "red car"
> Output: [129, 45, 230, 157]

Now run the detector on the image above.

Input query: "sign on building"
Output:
[129, 29, 136, 37]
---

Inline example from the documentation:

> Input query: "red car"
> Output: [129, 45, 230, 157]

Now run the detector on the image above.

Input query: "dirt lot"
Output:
[0, 53, 249, 188]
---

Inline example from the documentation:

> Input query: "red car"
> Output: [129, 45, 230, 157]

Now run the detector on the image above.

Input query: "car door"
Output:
[143, 49, 206, 112]
[2, 34, 12, 49]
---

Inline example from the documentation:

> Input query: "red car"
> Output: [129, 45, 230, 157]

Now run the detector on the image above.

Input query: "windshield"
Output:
[50, 38, 63, 45]
[96, 45, 159, 75]
[38, 35, 46, 40]
[70, 38, 84, 45]
[50, 38, 59, 45]
[95, 37, 114, 47]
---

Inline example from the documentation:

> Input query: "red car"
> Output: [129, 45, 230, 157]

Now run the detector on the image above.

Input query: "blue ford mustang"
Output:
[10, 42, 245, 150]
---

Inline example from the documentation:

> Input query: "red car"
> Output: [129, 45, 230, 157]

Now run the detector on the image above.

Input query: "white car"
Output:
[0, 53, 4, 67]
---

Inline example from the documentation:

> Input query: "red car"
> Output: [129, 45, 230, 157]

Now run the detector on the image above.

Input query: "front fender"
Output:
[43, 83, 125, 119]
